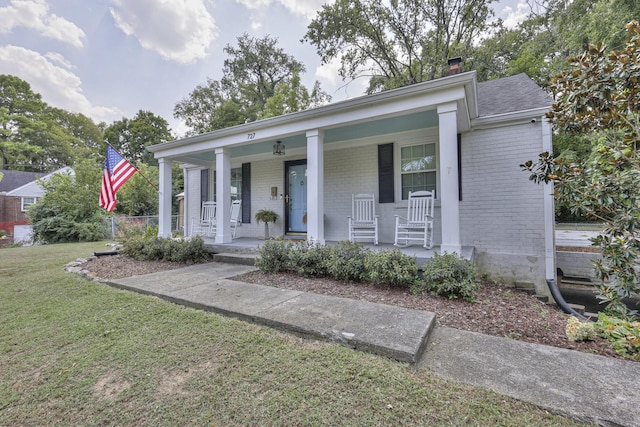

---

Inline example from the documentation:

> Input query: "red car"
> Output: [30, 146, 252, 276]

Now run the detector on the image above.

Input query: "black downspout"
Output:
[547, 279, 590, 321]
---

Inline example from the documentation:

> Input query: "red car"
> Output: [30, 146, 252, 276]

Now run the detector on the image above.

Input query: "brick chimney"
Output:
[446, 57, 463, 76]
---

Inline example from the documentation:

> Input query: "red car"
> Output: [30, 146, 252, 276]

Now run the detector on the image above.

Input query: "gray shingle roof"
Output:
[0, 170, 41, 192]
[477, 73, 553, 116]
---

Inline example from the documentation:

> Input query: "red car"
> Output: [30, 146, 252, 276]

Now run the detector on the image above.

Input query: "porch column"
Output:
[215, 148, 232, 243]
[158, 157, 172, 238]
[306, 129, 325, 244]
[437, 103, 461, 254]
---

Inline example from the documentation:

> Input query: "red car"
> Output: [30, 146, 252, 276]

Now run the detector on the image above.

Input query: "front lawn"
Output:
[0, 243, 588, 426]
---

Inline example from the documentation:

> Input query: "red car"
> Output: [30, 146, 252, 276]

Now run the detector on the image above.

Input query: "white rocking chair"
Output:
[230, 200, 242, 238]
[394, 190, 434, 249]
[348, 193, 379, 245]
[191, 201, 216, 237]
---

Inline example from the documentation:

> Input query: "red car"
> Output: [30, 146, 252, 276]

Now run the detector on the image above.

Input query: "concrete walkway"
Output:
[103, 261, 640, 427]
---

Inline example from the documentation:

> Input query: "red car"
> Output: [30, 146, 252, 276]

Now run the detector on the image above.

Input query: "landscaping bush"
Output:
[325, 240, 369, 282]
[565, 316, 597, 342]
[288, 240, 332, 278]
[596, 312, 640, 360]
[115, 218, 153, 243]
[121, 235, 210, 264]
[412, 252, 477, 302]
[256, 238, 294, 273]
[363, 249, 418, 288]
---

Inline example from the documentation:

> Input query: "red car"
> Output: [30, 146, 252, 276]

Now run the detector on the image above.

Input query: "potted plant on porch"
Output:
[255, 209, 279, 239]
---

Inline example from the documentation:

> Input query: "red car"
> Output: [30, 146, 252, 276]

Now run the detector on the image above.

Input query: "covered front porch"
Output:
[149, 71, 479, 256]
[201, 236, 475, 269]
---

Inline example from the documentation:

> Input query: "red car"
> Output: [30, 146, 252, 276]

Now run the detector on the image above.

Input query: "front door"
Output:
[285, 160, 307, 234]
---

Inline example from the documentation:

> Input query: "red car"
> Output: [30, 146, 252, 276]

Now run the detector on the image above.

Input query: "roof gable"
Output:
[477, 73, 553, 116]
[0, 170, 41, 193]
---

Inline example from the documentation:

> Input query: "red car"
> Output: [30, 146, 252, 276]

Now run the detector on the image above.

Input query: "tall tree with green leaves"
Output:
[522, 21, 640, 318]
[474, 0, 640, 86]
[174, 34, 330, 135]
[28, 160, 108, 243]
[0, 75, 103, 170]
[104, 110, 173, 166]
[304, 0, 496, 94]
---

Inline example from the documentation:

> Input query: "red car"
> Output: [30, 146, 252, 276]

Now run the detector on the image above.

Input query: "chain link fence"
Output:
[106, 215, 182, 239]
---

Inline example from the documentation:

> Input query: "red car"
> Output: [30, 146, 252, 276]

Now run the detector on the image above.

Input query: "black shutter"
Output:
[241, 163, 251, 223]
[378, 143, 394, 203]
[457, 134, 462, 201]
[200, 169, 209, 204]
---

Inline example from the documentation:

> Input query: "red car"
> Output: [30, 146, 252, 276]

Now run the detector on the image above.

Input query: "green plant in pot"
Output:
[255, 209, 279, 239]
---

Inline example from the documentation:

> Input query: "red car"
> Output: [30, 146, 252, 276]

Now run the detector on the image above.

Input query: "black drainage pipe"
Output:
[547, 279, 590, 321]
[94, 250, 119, 257]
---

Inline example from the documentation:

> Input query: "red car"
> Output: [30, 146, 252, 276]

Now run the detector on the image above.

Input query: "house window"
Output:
[400, 143, 437, 200]
[230, 167, 242, 201]
[21, 197, 37, 211]
[212, 167, 242, 201]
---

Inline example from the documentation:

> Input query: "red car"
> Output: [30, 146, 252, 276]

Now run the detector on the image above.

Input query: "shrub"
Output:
[121, 235, 210, 264]
[596, 313, 640, 360]
[288, 240, 332, 277]
[115, 218, 149, 243]
[0, 229, 6, 238]
[326, 240, 369, 282]
[565, 316, 597, 342]
[256, 238, 294, 273]
[363, 249, 418, 288]
[413, 252, 477, 302]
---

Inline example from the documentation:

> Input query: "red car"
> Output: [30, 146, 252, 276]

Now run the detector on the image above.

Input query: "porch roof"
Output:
[148, 71, 479, 166]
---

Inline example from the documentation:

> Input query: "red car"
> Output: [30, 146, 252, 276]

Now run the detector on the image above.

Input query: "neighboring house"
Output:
[0, 167, 74, 237]
[148, 71, 555, 296]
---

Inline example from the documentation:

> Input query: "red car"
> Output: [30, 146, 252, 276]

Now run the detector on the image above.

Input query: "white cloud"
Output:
[0, 0, 85, 47]
[235, 0, 328, 20]
[501, 1, 530, 29]
[44, 51, 74, 69]
[0, 45, 123, 123]
[109, 0, 218, 63]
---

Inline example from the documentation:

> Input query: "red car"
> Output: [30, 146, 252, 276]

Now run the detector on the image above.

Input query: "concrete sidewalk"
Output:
[103, 261, 640, 427]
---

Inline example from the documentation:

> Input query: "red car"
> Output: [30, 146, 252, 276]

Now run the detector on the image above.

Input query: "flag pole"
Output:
[107, 144, 159, 191]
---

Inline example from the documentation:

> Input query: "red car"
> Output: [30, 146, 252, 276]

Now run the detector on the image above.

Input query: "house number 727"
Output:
[247, 132, 256, 140]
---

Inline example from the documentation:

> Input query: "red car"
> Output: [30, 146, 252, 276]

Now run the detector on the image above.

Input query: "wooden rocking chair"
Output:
[348, 193, 379, 245]
[394, 190, 434, 249]
[191, 201, 216, 237]
[230, 200, 242, 239]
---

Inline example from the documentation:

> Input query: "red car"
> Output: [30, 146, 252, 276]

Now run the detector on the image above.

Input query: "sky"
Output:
[0, 0, 532, 138]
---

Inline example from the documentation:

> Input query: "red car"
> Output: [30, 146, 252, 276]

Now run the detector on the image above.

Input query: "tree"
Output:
[475, 0, 640, 86]
[304, 0, 496, 94]
[52, 108, 104, 163]
[114, 163, 159, 216]
[28, 161, 108, 243]
[104, 110, 173, 166]
[174, 79, 245, 135]
[522, 21, 640, 318]
[174, 34, 330, 135]
[0, 75, 103, 170]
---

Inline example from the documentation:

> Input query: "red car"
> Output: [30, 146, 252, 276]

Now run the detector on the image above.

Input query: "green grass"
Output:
[0, 242, 591, 426]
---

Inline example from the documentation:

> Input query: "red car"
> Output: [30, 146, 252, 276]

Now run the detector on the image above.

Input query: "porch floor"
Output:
[201, 236, 475, 269]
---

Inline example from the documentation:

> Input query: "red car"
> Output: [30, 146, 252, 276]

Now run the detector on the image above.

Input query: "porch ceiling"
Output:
[171, 109, 439, 164]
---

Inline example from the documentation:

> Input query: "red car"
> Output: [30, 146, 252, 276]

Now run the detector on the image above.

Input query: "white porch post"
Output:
[215, 148, 232, 243]
[306, 129, 325, 244]
[158, 157, 172, 238]
[437, 103, 461, 254]
[181, 165, 188, 237]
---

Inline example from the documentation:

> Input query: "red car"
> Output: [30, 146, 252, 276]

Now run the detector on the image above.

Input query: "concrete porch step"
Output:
[213, 252, 257, 266]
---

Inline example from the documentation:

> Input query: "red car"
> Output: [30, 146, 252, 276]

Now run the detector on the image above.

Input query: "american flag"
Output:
[99, 145, 137, 212]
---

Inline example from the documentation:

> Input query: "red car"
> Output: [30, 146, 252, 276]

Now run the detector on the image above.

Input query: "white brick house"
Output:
[148, 71, 555, 294]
